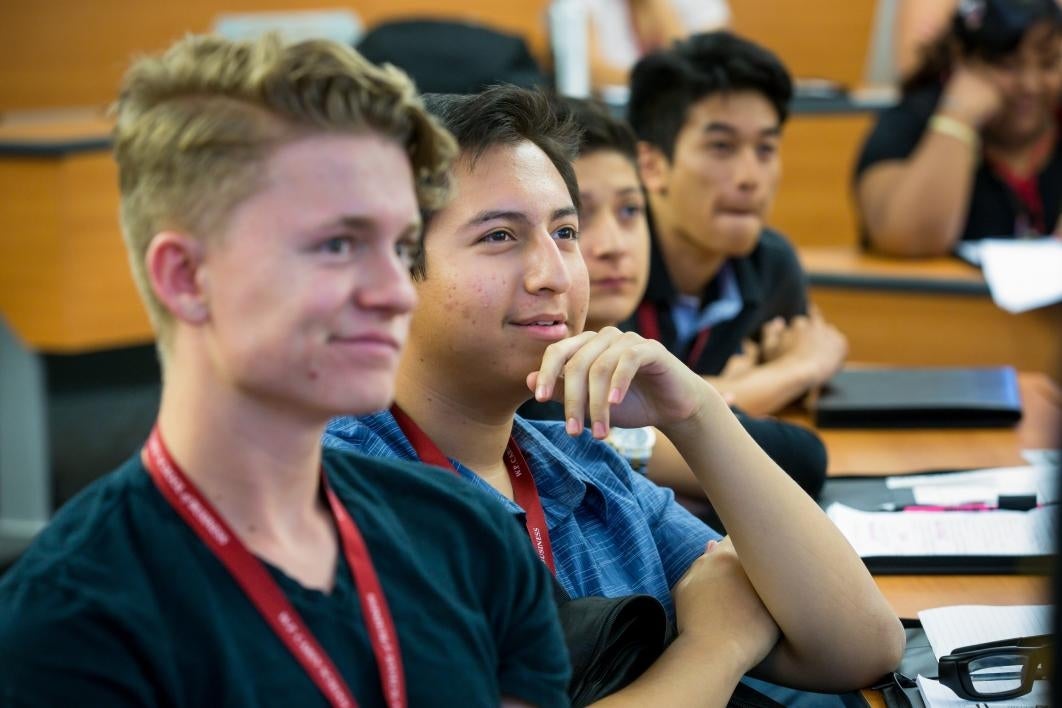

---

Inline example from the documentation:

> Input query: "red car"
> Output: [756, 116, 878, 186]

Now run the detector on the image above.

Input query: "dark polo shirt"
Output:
[624, 227, 808, 377]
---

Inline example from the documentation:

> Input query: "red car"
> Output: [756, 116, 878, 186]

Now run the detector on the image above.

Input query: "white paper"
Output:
[916, 673, 1049, 707]
[917, 605, 1051, 659]
[980, 238, 1062, 313]
[825, 503, 1056, 557]
[914, 605, 1051, 708]
[885, 466, 1057, 505]
[1022, 448, 1060, 469]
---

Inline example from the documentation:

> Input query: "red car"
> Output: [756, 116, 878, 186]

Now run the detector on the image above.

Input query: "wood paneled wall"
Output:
[0, 0, 551, 112]
[2, 1, 878, 111]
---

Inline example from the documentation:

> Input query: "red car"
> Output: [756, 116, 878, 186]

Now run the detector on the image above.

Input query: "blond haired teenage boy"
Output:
[0, 36, 568, 707]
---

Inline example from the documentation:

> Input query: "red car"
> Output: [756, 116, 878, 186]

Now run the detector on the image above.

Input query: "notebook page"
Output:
[916, 674, 1049, 707]
[917, 604, 1051, 659]
[825, 503, 1055, 557]
[885, 466, 1057, 504]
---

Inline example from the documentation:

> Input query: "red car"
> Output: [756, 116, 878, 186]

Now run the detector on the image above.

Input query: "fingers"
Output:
[531, 330, 599, 402]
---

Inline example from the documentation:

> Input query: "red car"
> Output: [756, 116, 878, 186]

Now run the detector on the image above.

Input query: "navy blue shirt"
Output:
[0, 448, 570, 707]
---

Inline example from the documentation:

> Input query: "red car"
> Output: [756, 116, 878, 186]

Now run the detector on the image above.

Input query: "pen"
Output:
[877, 494, 1041, 513]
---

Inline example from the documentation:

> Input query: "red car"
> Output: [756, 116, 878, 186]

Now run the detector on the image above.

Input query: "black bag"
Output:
[551, 579, 786, 707]
[356, 19, 545, 95]
[551, 578, 668, 706]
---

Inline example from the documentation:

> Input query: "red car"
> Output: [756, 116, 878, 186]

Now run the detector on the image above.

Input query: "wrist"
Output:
[929, 112, 982, 154]
[655, 385, 723, 443]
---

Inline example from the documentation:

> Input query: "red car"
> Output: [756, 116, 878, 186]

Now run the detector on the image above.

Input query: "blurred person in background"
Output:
[857, 0, 1062, 257]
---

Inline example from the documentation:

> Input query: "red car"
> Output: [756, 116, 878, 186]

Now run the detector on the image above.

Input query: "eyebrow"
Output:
[323, 215, 421, 238]
[464, 206, 577, 228]
[704, 121, 782, 138]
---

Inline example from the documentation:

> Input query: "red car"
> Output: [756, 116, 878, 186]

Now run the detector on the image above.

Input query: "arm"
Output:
[708, 308, 848, 416]
[530, 328, 905, 693]
[591, 541, 779, 707]
[858, 65, 1004, 257]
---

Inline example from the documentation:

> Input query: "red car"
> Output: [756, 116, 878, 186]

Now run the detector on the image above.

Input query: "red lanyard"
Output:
[390, 405, 556, 574]
[142, 426, 406, 708]
[636, 301, 710, 368]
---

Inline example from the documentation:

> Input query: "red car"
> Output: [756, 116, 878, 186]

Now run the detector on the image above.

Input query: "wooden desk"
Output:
[0, 111, 151, 353]
[800, 246, 1062, 378]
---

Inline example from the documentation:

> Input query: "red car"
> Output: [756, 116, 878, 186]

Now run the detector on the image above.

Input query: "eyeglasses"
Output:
[937, 634, 1052, 702]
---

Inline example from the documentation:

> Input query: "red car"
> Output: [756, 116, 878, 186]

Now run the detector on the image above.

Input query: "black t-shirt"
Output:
[855, 84, 1062, 242]
[0, 448, 570, 707]
[625, 228, 808, 377]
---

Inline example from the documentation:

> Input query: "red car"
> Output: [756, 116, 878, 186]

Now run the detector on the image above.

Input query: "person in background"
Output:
[517, 96, 827, 509]
[857, 0, 1062, 257]
[326, 84, 905, 706]
[627, 32, 848, 417]
[0, 35, 570, 707]
[578, 0, 730, 93]
[895, 0, 965, 80]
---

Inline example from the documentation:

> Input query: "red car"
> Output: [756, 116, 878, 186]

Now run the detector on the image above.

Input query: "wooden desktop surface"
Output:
[800, 246, 1062, 378]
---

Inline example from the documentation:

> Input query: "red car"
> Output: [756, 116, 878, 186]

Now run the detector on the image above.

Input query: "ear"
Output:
[145, 231, 210, 325]
[636, 141, 671, 196]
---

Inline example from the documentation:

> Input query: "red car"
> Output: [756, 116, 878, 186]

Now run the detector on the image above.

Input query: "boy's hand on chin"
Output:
[525, 327, 715, 439]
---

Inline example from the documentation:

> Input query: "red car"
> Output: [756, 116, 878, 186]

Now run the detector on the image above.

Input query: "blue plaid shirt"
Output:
[324, 411, 720, 618]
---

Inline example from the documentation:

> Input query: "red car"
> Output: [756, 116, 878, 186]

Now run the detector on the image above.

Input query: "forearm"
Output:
[646, 428, 703, 498]
[589, 634, 746, 708]
[862, 129, 980, 257]
[707, 357, 814, 417]
[660, 393, 904, 689]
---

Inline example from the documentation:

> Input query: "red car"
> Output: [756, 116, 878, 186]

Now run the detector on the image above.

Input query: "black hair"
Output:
[414, 85, 582, 278]
[905, 0, 1062, 93]
[550, 95, 638, 163]
[627, 31, 793, 160]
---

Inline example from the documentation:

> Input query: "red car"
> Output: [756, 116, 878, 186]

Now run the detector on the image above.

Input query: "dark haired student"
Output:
[856, 0, 1062, 256]
[326, 85, 905, 706]
[627, 31, 848, 417]
[517, 95, 828, 508]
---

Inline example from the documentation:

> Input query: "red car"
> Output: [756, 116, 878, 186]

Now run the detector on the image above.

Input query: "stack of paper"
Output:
[978, 238, 1062, 313]
[825, 503, 1055, 557]
[915, 605, 1050, 707]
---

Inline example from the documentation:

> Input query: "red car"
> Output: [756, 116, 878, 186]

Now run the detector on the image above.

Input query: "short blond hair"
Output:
[113, 33, 455, 355]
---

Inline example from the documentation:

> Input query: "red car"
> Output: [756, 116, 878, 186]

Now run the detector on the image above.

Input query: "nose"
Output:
[355, 245, 417, 315]
[523, 229, 573, 294]
[734, 146, 763, 193]
[584, 214, 626, 261]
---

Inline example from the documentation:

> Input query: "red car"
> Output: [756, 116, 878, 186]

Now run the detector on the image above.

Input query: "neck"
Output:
[985, 121, 1056, 176]
[156, 351, 328, 546]
[649, 193, 726, 297]
[394, 360, 516, 497]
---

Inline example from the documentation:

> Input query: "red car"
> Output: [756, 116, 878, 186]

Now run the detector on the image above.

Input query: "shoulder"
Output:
[324, 411, 410, 460]
[1, 456, 164, 595]
[0, 457, 169, 673]
[750, 229, 806, 282]
[856, 85, 941, 175]
[322, 447, 524, 542]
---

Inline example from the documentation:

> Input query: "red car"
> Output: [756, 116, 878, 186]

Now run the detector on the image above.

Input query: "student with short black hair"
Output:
[627, 31, 847, 417]
[517, 96, 827, 508]
[326, 84, 905, 705]
[0, 35, 570, 707]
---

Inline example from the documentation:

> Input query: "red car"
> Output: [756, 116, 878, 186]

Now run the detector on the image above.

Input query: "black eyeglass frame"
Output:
[937, 634, 1051, 701]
